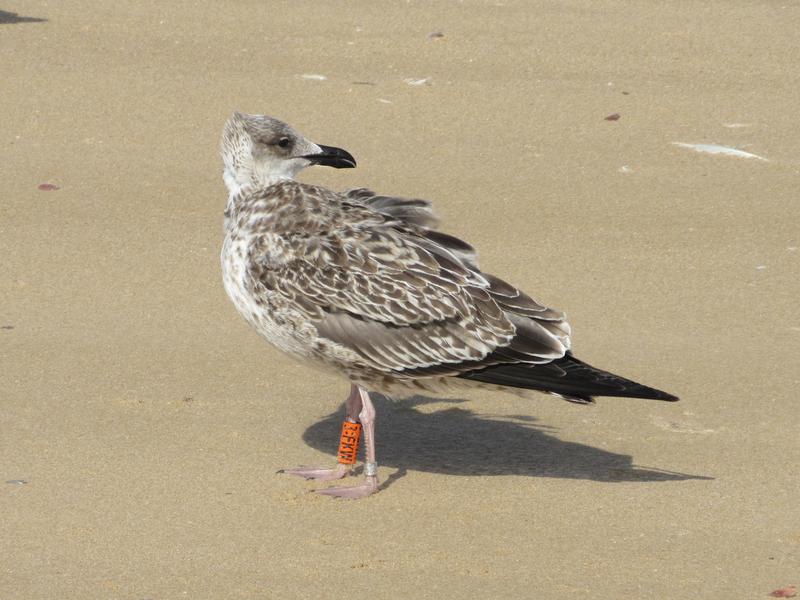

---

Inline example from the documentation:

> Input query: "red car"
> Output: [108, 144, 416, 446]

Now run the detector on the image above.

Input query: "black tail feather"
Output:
[458, 353, 678, 402]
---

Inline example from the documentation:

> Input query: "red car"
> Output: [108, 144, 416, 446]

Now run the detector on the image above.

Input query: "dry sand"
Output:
[2, 1, 799, 598]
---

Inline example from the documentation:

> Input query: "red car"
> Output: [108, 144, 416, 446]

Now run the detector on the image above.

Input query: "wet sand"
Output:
[2, 1, 799, 598]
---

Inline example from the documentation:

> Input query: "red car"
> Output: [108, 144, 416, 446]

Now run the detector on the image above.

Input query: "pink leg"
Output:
[279, 385, 362, 481]
[316, 386, 379, 499]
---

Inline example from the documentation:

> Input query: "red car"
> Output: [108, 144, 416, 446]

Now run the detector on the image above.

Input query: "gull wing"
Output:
[249, 183, 570, 376]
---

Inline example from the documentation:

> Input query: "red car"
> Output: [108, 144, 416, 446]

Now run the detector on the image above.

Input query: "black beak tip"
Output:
[304, 144, 357, 169]
[336, 154, 357, 169]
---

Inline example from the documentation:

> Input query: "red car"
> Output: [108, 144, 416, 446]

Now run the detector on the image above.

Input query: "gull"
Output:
[220, 112, 678, 499]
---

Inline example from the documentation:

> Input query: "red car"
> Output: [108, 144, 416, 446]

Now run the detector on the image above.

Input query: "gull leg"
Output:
[279, 384, 362, 481]
[316, 386, 379, 499]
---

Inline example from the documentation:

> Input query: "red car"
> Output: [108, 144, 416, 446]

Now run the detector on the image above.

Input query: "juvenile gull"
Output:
[220, 112, 678, 499]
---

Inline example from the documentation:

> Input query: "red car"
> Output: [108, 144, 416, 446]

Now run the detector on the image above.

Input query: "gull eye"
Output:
[277, 137, 291, 149]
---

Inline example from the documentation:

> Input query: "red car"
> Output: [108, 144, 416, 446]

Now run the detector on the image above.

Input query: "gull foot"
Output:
[315, 476, 379, 499]
[278, 464, 349, 481]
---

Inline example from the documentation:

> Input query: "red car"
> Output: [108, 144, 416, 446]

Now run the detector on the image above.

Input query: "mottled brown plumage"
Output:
[223, 178, 577, 396]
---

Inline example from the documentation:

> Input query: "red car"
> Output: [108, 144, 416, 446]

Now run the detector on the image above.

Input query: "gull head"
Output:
[221, 112, 356, 194]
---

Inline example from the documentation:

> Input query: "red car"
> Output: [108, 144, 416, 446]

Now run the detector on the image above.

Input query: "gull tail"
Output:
[458, 353, 679, 403]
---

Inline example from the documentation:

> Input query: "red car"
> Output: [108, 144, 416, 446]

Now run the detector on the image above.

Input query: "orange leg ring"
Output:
[337, 420, 362, 465]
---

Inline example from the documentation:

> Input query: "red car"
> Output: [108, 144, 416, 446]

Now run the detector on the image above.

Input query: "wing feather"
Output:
[344, 188, 440, 229]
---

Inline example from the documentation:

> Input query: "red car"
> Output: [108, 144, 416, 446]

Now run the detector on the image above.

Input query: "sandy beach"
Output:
[2, 1, 799, 598]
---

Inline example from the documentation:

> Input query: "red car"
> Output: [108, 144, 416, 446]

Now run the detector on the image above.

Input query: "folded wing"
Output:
[251, 186, 571, 378]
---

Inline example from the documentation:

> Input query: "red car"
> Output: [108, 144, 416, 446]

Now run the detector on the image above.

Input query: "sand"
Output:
[2, 1, 799, 598]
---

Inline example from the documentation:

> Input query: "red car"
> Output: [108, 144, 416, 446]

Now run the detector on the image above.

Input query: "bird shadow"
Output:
[0, 10, 47, 24]
[302, 394, 711, 490]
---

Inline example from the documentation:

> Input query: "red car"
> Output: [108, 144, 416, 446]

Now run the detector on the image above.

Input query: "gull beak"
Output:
[302, 144, 357, 169]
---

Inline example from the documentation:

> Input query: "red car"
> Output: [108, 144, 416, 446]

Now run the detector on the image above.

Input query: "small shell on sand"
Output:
[672, 142, 767, 161]
[404, 77, 432, 86]
[770, 586, 797, 598]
